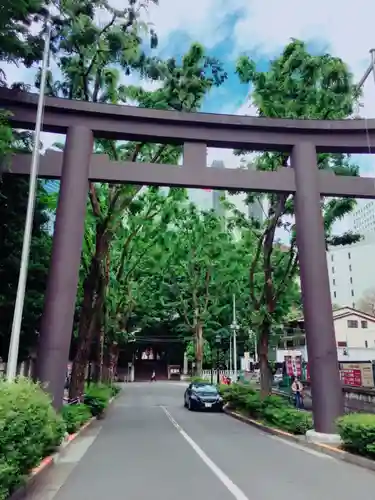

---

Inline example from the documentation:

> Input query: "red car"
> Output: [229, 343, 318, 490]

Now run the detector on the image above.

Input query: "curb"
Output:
[9, 394, 118, 499]
[223, 406, 375, 472]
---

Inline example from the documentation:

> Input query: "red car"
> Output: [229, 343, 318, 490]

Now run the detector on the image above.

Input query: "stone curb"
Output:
[9, 394, 118, 499]
[223, 406, 375, 473]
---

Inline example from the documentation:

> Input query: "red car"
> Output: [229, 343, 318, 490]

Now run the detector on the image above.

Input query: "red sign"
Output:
[340, 369, 362, 387]
[285, 355, 302, 377]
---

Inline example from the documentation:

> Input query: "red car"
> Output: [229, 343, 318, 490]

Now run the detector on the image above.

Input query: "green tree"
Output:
[39, 0, 227, 398]
[0, 177, 52, 361]
[0, 0, 49, 80]
[235, 40, 361, 393]
[158, 204, 250, 375]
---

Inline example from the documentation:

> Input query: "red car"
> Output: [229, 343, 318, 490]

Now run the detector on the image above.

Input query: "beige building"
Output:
[276, 307, 375, 363]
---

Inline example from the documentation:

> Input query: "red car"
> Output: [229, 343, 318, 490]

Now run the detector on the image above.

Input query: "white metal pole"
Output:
[232, 294, 238, 381]
[233, 328, 238, 381]
[229, 335, 232, 373]
[6, 25, 51, 381]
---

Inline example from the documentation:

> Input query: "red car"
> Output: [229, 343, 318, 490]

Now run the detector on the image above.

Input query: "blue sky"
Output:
[3, 0, 375, 232]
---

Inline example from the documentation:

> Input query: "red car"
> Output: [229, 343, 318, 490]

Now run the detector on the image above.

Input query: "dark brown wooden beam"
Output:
[6, 151, 375, 198]
[1, 88, 375, 153]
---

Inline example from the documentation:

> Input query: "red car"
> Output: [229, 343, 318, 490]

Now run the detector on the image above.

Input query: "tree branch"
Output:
[89, 183, 102, 218]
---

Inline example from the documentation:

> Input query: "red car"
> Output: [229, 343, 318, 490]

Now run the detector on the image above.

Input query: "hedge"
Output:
[220, 383, 313, 435]
[84, 383, 116, 417]
[0, 378, 66, 500]
[61, 404, 92, 434]
[337, 413, 375, 458]
[0, 379, 120, 499]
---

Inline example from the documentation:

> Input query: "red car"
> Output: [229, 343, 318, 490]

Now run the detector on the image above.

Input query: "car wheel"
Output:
[188, 399, 193, 411]
[184, 396, 188, 408]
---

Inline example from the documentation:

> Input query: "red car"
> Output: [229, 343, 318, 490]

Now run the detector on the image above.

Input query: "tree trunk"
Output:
[195, 322, 203, 376]
[107, 342, 119, 383]
[259, 321, 272, 397]
[69, 230, 109, 398]
[69, 271, 106, 398]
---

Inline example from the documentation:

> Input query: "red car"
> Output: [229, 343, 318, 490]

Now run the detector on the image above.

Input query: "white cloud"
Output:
[3, 0, 375, 238]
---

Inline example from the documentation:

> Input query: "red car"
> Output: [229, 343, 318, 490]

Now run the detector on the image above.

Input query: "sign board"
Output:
[285, 355, 302, 377]
[339, 362, 374, 388]
[340, 368, 362, 387]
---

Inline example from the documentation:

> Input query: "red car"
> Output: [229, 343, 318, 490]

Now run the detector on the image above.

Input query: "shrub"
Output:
[223, 384, 313, 435]
[109, 384, 121, 398]
[84, 384, 112, 417]
[0, 378, 66, 500]
[189, 377, 208, 383]
[337, 413, 375, 457]
[61, 404, 92, 434]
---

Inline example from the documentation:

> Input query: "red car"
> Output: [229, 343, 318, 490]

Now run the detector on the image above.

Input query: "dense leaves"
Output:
[0, 176, 52, 361]
[234, 40, 362, 393]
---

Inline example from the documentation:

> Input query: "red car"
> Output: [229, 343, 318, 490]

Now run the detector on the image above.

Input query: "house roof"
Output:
[332, 306, 375, 323]
[293, 306, 375, 325]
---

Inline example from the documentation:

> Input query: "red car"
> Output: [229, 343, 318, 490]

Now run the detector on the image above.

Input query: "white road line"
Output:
[161, 406, 250, 500]
[268, 434, 334, 459]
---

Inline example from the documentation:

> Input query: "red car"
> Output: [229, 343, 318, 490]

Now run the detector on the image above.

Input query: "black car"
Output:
[184, 382, 224, 411]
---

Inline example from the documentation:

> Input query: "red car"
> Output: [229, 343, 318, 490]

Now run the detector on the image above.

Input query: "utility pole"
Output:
[6, 24, 51, 380]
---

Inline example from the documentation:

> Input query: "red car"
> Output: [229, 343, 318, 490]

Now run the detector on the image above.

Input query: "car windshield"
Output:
[193, 384, 217, 394]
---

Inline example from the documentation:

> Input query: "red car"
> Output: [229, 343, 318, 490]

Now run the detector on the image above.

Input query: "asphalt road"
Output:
[28, 382, 375, 500]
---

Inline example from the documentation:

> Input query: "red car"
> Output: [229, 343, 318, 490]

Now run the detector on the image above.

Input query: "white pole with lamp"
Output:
[6, 24, 51, 381]
[231, 294, 239, 382]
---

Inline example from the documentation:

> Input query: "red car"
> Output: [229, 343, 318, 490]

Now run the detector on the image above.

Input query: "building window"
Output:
[333, 278, 336, 286]
[365, 340, 368, 348]
[349, 264, 352, 272]
[351, 289, 355, 297]
[348, 252, 351, 259]
[350, 277, 353, 284]
[332, 266, 335, 274]
[352, 302, 356, 308]
[331, 254, 334, 262]
[361, 320, 368, 329]
[337, 341, 347, 347]
[333, 291, 336, 298]
[347, 320, 358, 328]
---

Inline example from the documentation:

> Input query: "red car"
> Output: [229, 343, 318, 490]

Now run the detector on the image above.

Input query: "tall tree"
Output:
[0, 0, 50, 82]
[235, 40, 361, 393]
[40, 0, 227, 397]
[158, 204, 251, 375]
[0, 176, 52, 361]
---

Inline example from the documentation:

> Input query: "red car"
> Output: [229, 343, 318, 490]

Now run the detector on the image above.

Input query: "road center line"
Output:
[161, 406, 250, 500]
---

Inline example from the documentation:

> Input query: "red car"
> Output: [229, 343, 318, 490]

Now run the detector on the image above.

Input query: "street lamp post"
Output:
[231, 294, 239, 382]
[231, 322, 239, 381]
[229, 334, 232, 373]
[215, 333, 221, 384]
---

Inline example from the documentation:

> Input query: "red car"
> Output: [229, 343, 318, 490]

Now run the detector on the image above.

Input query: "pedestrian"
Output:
[150, 370, 156, 382]
[291, 376, 304, 409]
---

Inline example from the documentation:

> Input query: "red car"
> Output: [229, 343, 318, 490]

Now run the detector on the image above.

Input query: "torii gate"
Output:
[1, 87, 375, 436]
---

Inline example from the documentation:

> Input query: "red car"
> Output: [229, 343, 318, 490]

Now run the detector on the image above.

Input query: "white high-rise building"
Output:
[188, 159, 264, 223]
[351, 200, 375, 237]
[327, 235, 375, 308]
